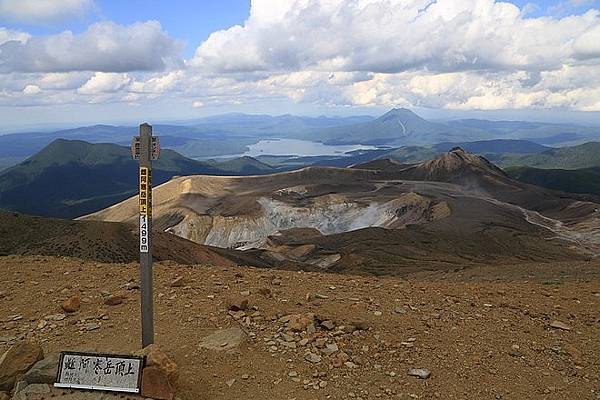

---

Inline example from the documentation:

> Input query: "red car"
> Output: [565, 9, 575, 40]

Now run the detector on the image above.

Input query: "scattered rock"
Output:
[124, 282, 140, 290]
[23, 353, 59, 384]
[332, 351, 349, 368]
[0, 340, 44, 391]
[199, 327, 247, 351]
[322, 343, 339, 356]
[287, 313, 316, 332]
[83, 323, 99, 331]
[104, 294, 126, 306]
[141, 366, 176, 400]
[12, 383, 50, 400]
[61, 295, 80, 313]
[44, 314, 66, 321]
[227, 296, 249, 311]
[170, 276, 186, 288]
[408, 368, 431, 379]
[550, 320, 572, 331]
[321, 320, 335, 331]
[305, 352, 322, 363]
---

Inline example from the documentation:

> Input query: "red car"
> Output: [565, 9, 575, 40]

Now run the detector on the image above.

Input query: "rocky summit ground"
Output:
[1, 255, 599, 400]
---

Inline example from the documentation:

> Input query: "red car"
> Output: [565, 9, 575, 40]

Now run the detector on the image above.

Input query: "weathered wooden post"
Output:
[132, 123, 160, 348]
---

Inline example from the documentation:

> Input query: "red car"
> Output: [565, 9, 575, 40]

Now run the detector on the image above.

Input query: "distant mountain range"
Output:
[1, 109, 598, 169]
[0, 139, 274, 218]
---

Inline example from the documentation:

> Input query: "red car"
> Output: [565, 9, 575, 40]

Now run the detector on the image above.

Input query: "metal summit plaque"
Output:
[54, 351, 143, 393]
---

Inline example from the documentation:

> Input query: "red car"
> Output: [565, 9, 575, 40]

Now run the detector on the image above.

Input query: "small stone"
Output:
[549, 320, 572, 331]
[45, 314, 66, 321]
[315, 293, 329, 299]
[321, 320, 335, 331]
[319, 380, 328, 388]
[305, 352, 322, 363]
[227, 296, 249, 311]
[408, 368, 431, 379]
[84, 323, 100, 331]
[258, 288, 272, 297]
[374, 311, 382, 316]
[104, 294, 126, 306]
[225, 379, 236, 387]
[322, 343, 339, 356]
[271, 278, 282, 286]
[288, 371, 298, 377]
[287, 313, 316, 332]
[170, 276, 186, 288]
[199, 327, 247, 351]
[394, 307, 407, 314]
[332, 351, 349, 368]
[240, 290, 250, 296]
[61, 295, 80, 313]
[241, 374, 249, 380]
[124, 282, 140, 290]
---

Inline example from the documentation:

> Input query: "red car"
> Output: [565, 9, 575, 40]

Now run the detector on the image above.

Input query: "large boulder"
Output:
[141, 366, 175, 400]
[0, 341, 44, 391]
[136, 345, 178, 400]
[23, 353, 59, 384]
[137, 345, 178, 384]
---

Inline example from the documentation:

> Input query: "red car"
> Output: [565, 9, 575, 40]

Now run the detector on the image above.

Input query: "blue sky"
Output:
[0, 0, 600, 130]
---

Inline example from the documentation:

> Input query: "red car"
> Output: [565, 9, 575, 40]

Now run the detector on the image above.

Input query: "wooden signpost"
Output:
[131, 123, 160, 348]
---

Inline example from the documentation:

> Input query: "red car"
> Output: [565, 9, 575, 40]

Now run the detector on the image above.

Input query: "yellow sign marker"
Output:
[139, 167, 152, 215]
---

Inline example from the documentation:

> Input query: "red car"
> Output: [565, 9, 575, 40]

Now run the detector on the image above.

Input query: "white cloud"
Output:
[192, 100, 204, 108]
[0, 20, 182, 73]
[77, 72, 131, 94]
[0, 27, 30, 45]
[191, 0, 600, 74]
[0, 0, 94, 23]
[22, 84, 40, 95]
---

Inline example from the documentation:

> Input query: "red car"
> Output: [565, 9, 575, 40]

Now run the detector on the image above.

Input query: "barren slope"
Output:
[0, 256, 598, 400]
[84, 149, 600, 274]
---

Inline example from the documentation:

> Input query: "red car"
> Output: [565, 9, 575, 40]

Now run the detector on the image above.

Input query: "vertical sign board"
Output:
[139, 167, 151, 253]
[132, 123, 159, 348]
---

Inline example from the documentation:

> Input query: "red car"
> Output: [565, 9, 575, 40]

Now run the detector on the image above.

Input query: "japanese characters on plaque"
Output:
[54, 352, 143, 393]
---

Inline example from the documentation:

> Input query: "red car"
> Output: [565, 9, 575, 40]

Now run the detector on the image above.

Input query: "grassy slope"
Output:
[0, 140, 273, 218]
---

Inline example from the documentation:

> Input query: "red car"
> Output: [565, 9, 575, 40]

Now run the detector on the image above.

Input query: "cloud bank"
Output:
[1, 0, 600, 112]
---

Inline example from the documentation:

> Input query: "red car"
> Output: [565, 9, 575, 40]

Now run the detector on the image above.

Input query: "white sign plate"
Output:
[140, 215, 149, 253]
[54, 352, 143, 393]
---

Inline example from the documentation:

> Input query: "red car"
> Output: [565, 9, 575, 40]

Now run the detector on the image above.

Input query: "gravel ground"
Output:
[1, 255, 599, 400]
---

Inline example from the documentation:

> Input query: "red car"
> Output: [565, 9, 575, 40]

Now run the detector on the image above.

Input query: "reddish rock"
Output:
[0, 340, 44, 391]
[61, 295, 80, 313]
[141, 366, 175, 400]
[139, 344, 179, 384]
[287, 313, 316, 332]
[332, 351, 350, 368]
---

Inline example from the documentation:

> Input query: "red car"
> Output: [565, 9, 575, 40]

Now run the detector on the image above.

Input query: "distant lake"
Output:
[214, 139, 377, 158]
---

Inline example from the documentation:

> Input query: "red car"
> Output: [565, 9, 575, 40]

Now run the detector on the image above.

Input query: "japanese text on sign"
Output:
[139, 167, 152, 215]
[54, 352, 143, 393]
